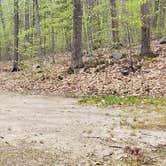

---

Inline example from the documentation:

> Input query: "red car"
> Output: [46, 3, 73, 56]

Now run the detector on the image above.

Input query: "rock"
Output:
[112, 53, 124, 60]
[58, 75, 64, 80]
[121, 69, 130, 76]
[33, 64, 41, 69]
[95, 64, 106, 72]
[159, 37, 166, 44]
[132, 45, 141, 50]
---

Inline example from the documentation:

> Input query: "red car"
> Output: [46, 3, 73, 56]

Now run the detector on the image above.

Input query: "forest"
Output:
[0, 0, 165, 165]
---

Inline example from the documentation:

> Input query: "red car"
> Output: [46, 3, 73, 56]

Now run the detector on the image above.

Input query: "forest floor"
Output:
[0, 93, 166, 165]
[0, 41, 165, 97]
[0, 41, 165, 165]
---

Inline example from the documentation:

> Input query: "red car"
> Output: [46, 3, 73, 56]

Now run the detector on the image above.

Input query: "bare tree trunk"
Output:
[140, 0, 153, 57]
[110, 0, 120, 48]
[152, 0, 159, 29]
[121, 0, 126, 14]
[83, 0, 92, 56]
[33, 0, 42, 65]
[85, 0, 98, 50]
[12, 0, 19, 72]
[160, 0, 166, 35]
[70, 0, 84, 72]
[24, 0, 30, 44]
[50, 0, 55, 63]
[0, 0, 9, 59]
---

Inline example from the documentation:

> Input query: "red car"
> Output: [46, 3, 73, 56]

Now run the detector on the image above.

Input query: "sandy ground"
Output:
[0, 93, 165, 165]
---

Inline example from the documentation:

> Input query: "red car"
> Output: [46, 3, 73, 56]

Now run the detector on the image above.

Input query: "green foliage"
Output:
[79, 95, 166, 108]
[0, 0, 165, 59]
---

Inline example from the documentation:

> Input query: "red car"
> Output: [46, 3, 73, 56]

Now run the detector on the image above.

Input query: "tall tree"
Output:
[49, 0, 55, 63]
[12, 0, 19, 72]
[152, 0, 159, 29]
[70, 0, 84, 72]
[110, 0, 120, 48]
[24, 0, 30, 45]
[159, 0, 166, 35]
[140, 0, 153, 56]
[33, 0, 42, 65]
[0, 0, 9, 59]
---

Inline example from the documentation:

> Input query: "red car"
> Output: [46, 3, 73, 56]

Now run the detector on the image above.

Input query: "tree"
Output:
[110, 0, 120, 48]
[70, 0, 84, 72]
[24, 0, 30, 45]
[33, 0, 42, 65]
[152, 0, 159, 29]
[0, 0, 9, 59]
[12, 0, 19, 72]
[140, 0, 153, 56]
[159, 0, 166, 35]
[49, 0, 55, 63]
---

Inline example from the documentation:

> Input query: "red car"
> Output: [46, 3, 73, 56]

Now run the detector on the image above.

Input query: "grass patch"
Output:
[119, 115, 166, 130]
[79, 96, 166, 111]
[0, 147, 58, 166]
[130, 115, 166, 130]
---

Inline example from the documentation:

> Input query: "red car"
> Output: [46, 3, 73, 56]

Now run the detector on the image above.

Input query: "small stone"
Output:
[40, 140, 44, 144]
[121, 69, 130, 76]
[112, 53, 124, 60]
[159, 37, 166, 44]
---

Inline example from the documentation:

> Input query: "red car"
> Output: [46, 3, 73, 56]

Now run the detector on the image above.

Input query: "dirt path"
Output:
[0, 93, 165, 165]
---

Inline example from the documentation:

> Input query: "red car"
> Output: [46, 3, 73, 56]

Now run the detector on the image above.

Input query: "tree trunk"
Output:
[160, 0, 166, 35]
[33, 0, 42, 65]
[110, 0, 120, 48]
[0, 0, 9, 59]
[24, 0, 30, 44]
[140, 0, 153, 56]
[83, 0, 92, 56]
[12, 0, 19, 72]
[50, 0, 55, 63]
[152, 0, 159, 29]
[121, 0, 126, 14]
[70, 0, 84, 72]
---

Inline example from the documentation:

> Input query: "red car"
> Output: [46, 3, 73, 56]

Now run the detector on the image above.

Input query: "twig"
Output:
[143, 155, 165, 165]
[82, 136, 123, 149]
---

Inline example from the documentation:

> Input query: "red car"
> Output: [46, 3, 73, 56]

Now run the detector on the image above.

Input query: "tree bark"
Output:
[0, 0, 9, 59]
[83, 0, 92, 56]
[49, 0, 55, 63]
[24, 0, 30, 44]
[140, 0, 153, 56]
[33, 0, 42, 65]
[110, 0, 120, 48]
[152, 0, 159, 29]
[12, 0, 19, 72]
[160, 0, 166, 35]
[70, 0, 84, 72]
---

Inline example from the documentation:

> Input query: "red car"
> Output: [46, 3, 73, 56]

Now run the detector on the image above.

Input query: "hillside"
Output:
[0, 41, 165, 97]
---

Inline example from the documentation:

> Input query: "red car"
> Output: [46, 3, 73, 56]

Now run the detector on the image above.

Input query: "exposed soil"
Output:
[0, 93, 165, 165]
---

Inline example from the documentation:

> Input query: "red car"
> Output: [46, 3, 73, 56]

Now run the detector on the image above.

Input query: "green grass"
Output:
[79, 96, 166, 109]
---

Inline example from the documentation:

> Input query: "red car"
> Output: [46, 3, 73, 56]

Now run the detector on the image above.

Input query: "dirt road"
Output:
[0, 93, 165, 165]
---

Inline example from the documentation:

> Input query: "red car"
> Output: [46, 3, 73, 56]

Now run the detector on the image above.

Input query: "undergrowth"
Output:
[79, 96, 166, 111]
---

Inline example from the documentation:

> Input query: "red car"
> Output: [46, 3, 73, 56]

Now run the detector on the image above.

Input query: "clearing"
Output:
[0, 93, 165, 165]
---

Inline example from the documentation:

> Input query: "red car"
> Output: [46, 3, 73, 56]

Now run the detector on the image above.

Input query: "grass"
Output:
[79, 96, 166, 111]
[79, 95, 166, 130]
[0, 147, 58, 166]
[0, 144, 165, 166]
[120, 115, 166, 130]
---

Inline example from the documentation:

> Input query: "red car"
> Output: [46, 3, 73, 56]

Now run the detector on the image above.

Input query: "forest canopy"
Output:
[0, 0, 165, 63]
